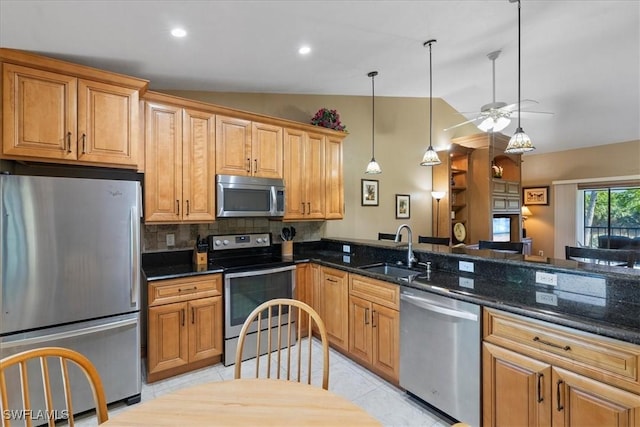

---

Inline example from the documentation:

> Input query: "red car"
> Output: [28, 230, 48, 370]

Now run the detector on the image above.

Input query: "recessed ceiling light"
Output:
[171, 28, 187, 38]
[298, 46, 311, 55]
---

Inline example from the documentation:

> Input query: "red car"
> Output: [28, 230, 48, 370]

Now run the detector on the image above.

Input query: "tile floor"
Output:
[75, 339, 451, 427]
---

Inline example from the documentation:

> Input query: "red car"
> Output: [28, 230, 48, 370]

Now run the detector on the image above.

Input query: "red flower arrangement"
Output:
[310, 108, 346, 131]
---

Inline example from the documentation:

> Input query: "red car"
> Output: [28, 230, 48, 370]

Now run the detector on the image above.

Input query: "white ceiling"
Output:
[1, 0, 639, 155]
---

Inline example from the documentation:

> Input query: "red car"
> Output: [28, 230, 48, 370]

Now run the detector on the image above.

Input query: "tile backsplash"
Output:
[143, 218, 326, 253]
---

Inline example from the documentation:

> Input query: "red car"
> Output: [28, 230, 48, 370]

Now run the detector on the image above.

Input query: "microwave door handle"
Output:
[400, 293, 478, 321]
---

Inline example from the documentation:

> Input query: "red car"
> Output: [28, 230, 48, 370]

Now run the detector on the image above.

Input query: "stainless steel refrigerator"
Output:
[0, 174, 142, 415]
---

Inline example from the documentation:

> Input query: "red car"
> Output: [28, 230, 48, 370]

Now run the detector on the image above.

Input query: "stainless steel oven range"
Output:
[208, 233, 296, 366]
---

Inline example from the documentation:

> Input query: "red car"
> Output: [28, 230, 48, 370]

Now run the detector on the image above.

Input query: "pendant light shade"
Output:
[365, 71, 382, 174]
[505, 0, 535, 154]
[421, 39, 441, 166]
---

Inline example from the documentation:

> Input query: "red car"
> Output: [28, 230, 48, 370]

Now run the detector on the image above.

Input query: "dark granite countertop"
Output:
[142, 239, 640, 345]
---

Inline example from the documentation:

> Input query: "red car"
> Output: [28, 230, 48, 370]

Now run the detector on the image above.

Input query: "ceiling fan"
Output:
[444, 50, 552, 133]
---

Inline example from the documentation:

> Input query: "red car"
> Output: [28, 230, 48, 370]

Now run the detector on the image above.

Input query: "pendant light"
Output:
[365, 71, 382, 174]
[420, 39, 441, 166]
[505, 0, 535, 154]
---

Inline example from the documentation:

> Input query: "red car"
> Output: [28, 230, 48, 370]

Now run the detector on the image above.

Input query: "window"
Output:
[580, 186, 640, 247]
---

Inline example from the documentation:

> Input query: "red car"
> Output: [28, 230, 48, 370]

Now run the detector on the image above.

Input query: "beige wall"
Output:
[162, 90, 470, 241]
[521, 139, 640, 258]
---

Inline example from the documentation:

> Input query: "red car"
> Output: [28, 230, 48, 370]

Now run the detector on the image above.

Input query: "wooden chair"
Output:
[378, 232, 400, 241]
[418, 236, 450, 246]
[565, 246, 636, 268]
[234, 298, 330, 390]
[478, 240, 524, 254]
[0, 346, 109, 426]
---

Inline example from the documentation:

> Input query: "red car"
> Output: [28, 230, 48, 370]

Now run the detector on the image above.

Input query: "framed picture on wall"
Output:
[361, 179, 379, 206]
[395, 194, 410, 219]
[523, 186, 549, 205]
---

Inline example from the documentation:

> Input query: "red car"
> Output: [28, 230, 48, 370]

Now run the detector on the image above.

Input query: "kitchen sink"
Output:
[358, 263, 421, 279]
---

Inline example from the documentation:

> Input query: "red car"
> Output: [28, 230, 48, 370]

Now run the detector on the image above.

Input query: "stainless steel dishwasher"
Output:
[400, 287, 480, 427]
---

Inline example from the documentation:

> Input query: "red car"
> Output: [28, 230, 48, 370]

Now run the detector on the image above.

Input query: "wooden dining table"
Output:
[101, 378, 382, 426]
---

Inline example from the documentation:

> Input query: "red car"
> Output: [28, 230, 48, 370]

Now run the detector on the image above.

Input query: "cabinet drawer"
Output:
[149, 274, 222, 306]
[349, 274, 399, 310]
[484, 308, 640, 390]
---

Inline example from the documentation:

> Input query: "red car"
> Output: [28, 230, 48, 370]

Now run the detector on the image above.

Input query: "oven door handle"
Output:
[401, 293, 478, 321]
[224, 264, 297, 279]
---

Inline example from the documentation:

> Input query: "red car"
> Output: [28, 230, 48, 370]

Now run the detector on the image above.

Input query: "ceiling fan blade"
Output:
[512, 110, 554, 118]
[444, 116, 482, 132]
[501, 99, 539, 112]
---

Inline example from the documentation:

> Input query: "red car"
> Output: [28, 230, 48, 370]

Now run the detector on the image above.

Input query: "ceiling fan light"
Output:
[505, 127, 535, 153]
[365, 158, 382, 174]
[478, 116, 511, 133]
[420, 146, 441, 166]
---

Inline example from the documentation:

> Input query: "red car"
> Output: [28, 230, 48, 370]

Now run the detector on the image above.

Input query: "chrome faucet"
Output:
[395, 224, 417, 267]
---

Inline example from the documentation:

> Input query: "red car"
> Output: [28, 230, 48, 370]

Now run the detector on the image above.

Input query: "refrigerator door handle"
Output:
[131, 206, 140, 307]
[0, 317, 138, 349]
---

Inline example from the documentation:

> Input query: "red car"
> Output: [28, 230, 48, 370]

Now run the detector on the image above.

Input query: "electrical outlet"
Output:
[342, 245, 351, 253]
[459, 261, 474, 273]
[536, 271, 557, 286]
[535, 292, 558, 306]
[166, 233, 175, 246]
[538, 250, 544, 257]
[459, 277, 474, 289]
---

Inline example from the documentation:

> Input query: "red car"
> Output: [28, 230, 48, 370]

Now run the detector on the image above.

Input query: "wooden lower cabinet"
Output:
[147, 274, 223, 382]
[295, 263, 311, 336]
[319, 266, 349, 351]
[483, 342, 552, 427]
[348, 274, 400, 384]
[552, 368, 640, 427]
[483, 308, 640, 427]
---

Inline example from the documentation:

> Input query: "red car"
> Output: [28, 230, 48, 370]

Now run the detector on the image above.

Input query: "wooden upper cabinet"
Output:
[251, 122, 283, 178]
[144, 94, 215, 223]
[1, 51, 147, 169]
[215, 116, 252, 176]
[77, 79, 139, 166]
[324, 135, 344, 219]
[215, 116, 283, 178]
[283, 128, 325, 220]
[2, 64, 77, 160]
[182, 108, 216, 222]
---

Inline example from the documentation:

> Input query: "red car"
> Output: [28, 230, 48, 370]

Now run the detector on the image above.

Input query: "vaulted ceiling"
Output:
[1, 0, 638, 154]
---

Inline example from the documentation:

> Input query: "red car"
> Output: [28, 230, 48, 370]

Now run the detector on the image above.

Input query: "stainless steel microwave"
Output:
[216, 174, 285, 217]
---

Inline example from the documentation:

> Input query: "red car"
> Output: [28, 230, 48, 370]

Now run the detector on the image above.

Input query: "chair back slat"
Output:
[234, 298, 330, 390]
[418, 236, 450, 246]
[60, 358, 76, 426]
[39, 357, 55, 427]
[565, 246, 636, 268]
[479, 240, 524, 254]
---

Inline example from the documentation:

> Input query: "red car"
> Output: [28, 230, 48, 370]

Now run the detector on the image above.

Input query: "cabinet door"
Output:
[306, 132, 326, 219]
[148, 302, 189, 375]
[310, 263, 323, 335]
[321, 267, 348, 350]
[553, 367, 640, 427]
[349, 295, 373, 365]
[182, 108, 216, 222]
[77, 79, 139, 167]
[144, 102, 183, 222]
[2, 63, 77, 160]
[283, 128, 307, 219]
[251, 122, 283, 178]
[215, 115, 251, 176]
[483, 342, 552, 427]
[324, 136, 344, 219]
[372, 303, 400, 381]
[188, 297, 223, 362]
[295, 264, 312, 336]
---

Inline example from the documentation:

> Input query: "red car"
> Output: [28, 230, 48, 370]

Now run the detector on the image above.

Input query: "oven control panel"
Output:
[209, 233, 271, 250]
